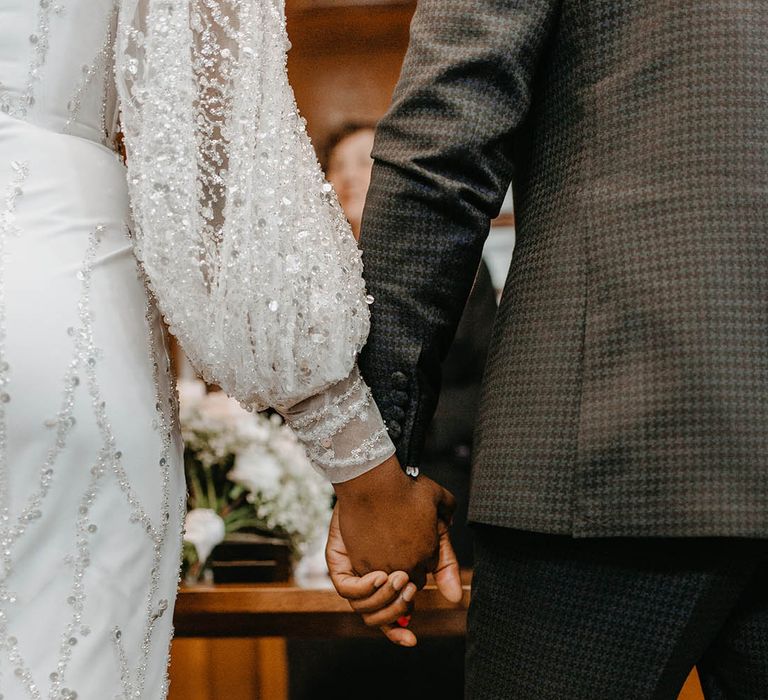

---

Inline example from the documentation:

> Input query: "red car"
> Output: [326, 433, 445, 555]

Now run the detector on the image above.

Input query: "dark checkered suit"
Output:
[359, 0, 768, 538]
[358, 0, 768, 695]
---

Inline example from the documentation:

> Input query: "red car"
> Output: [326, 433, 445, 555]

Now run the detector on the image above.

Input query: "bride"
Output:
[0, 0, 420, 696]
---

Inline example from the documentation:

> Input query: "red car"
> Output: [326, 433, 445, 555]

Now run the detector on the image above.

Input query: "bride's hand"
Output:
[326, 505, 419, 646]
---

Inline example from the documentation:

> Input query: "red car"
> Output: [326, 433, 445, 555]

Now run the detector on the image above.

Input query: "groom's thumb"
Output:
[434, 521, 463, 604]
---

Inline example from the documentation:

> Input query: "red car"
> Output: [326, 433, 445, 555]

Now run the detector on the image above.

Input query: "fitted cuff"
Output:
[280, 366, 396, 483]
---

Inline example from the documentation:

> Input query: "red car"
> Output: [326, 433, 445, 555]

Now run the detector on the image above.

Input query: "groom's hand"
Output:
[332, 455, 462, 596]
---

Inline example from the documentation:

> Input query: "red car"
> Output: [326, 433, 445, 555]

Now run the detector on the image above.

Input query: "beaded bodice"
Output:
[0, 0, 120, 147]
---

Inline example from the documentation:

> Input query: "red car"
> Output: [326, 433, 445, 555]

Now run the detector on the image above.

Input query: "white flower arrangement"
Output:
[178, 379, 333, 579]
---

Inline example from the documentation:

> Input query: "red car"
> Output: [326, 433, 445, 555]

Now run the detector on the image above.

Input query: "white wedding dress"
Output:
[0, 1, 393, 698]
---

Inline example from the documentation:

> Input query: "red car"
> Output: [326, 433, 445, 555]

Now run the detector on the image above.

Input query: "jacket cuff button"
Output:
[390, 371, 408, 389]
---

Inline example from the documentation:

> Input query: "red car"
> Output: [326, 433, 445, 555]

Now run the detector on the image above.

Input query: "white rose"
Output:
[230, 445, 284, 497]
[184, 508, 226, 563]
[236, 416, 272, 443]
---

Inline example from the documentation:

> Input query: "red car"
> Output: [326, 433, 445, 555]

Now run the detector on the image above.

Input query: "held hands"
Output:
[326, 506, 420, 646]
[325, 456, 463, 646]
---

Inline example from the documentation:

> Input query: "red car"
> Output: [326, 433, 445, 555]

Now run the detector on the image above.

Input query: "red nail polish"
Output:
[397, 615, 411, 628]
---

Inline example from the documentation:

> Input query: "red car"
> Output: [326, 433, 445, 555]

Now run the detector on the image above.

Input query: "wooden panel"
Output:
[169, 638, 286, 700]
[286, 2, 415, 53]
[177, 578, 470, 614]
[286, 2, 415, 150]
[679, 669, 704, 700]
[253, 639, 290, 700]
[290, 0, 414, 10]
[174, 578, 470, 639]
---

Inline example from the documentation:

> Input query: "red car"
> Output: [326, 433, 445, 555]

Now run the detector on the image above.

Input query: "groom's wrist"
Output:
[333, 454, 411, 505]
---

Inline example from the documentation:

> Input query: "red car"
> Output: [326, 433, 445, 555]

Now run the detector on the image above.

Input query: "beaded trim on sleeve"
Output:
[287, 374, 364, 432]
[281, 368, 395, 483]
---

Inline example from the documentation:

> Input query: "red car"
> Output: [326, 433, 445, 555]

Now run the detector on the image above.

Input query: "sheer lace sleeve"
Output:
[281, 367, 395, 483]
[114, 0, 393, 480]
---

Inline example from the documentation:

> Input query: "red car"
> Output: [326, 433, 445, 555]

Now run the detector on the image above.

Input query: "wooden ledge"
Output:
[174, 573, 471, 639]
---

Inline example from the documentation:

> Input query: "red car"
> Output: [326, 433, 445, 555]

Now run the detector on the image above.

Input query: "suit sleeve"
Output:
[358, 0, 560, 468]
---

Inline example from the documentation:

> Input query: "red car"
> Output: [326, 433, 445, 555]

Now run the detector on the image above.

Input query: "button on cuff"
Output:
[390, 371, 408, 389]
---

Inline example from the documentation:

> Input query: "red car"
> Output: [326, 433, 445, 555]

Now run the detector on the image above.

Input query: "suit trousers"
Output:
[466, 526, 768, 699]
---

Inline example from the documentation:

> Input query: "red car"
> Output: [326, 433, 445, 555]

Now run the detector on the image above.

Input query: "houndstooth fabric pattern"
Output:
[358, 0, 768, 537]
[465, 527, 768, 699]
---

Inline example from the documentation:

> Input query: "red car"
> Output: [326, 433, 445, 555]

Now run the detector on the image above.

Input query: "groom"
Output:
[329, 0, 768, 697]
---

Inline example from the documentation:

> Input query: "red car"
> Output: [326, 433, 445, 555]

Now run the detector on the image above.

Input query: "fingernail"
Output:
[402, 583, 417, 603]
[391, 572, 408, 590]
[373, 573, 387, 588]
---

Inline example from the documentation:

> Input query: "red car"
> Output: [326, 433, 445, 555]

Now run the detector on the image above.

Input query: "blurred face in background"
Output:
[326, 128, 375, 240]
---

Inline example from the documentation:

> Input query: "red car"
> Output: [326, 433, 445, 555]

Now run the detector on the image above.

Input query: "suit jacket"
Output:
[358, 0, 768, 538]
[420, 261, 498, 565]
